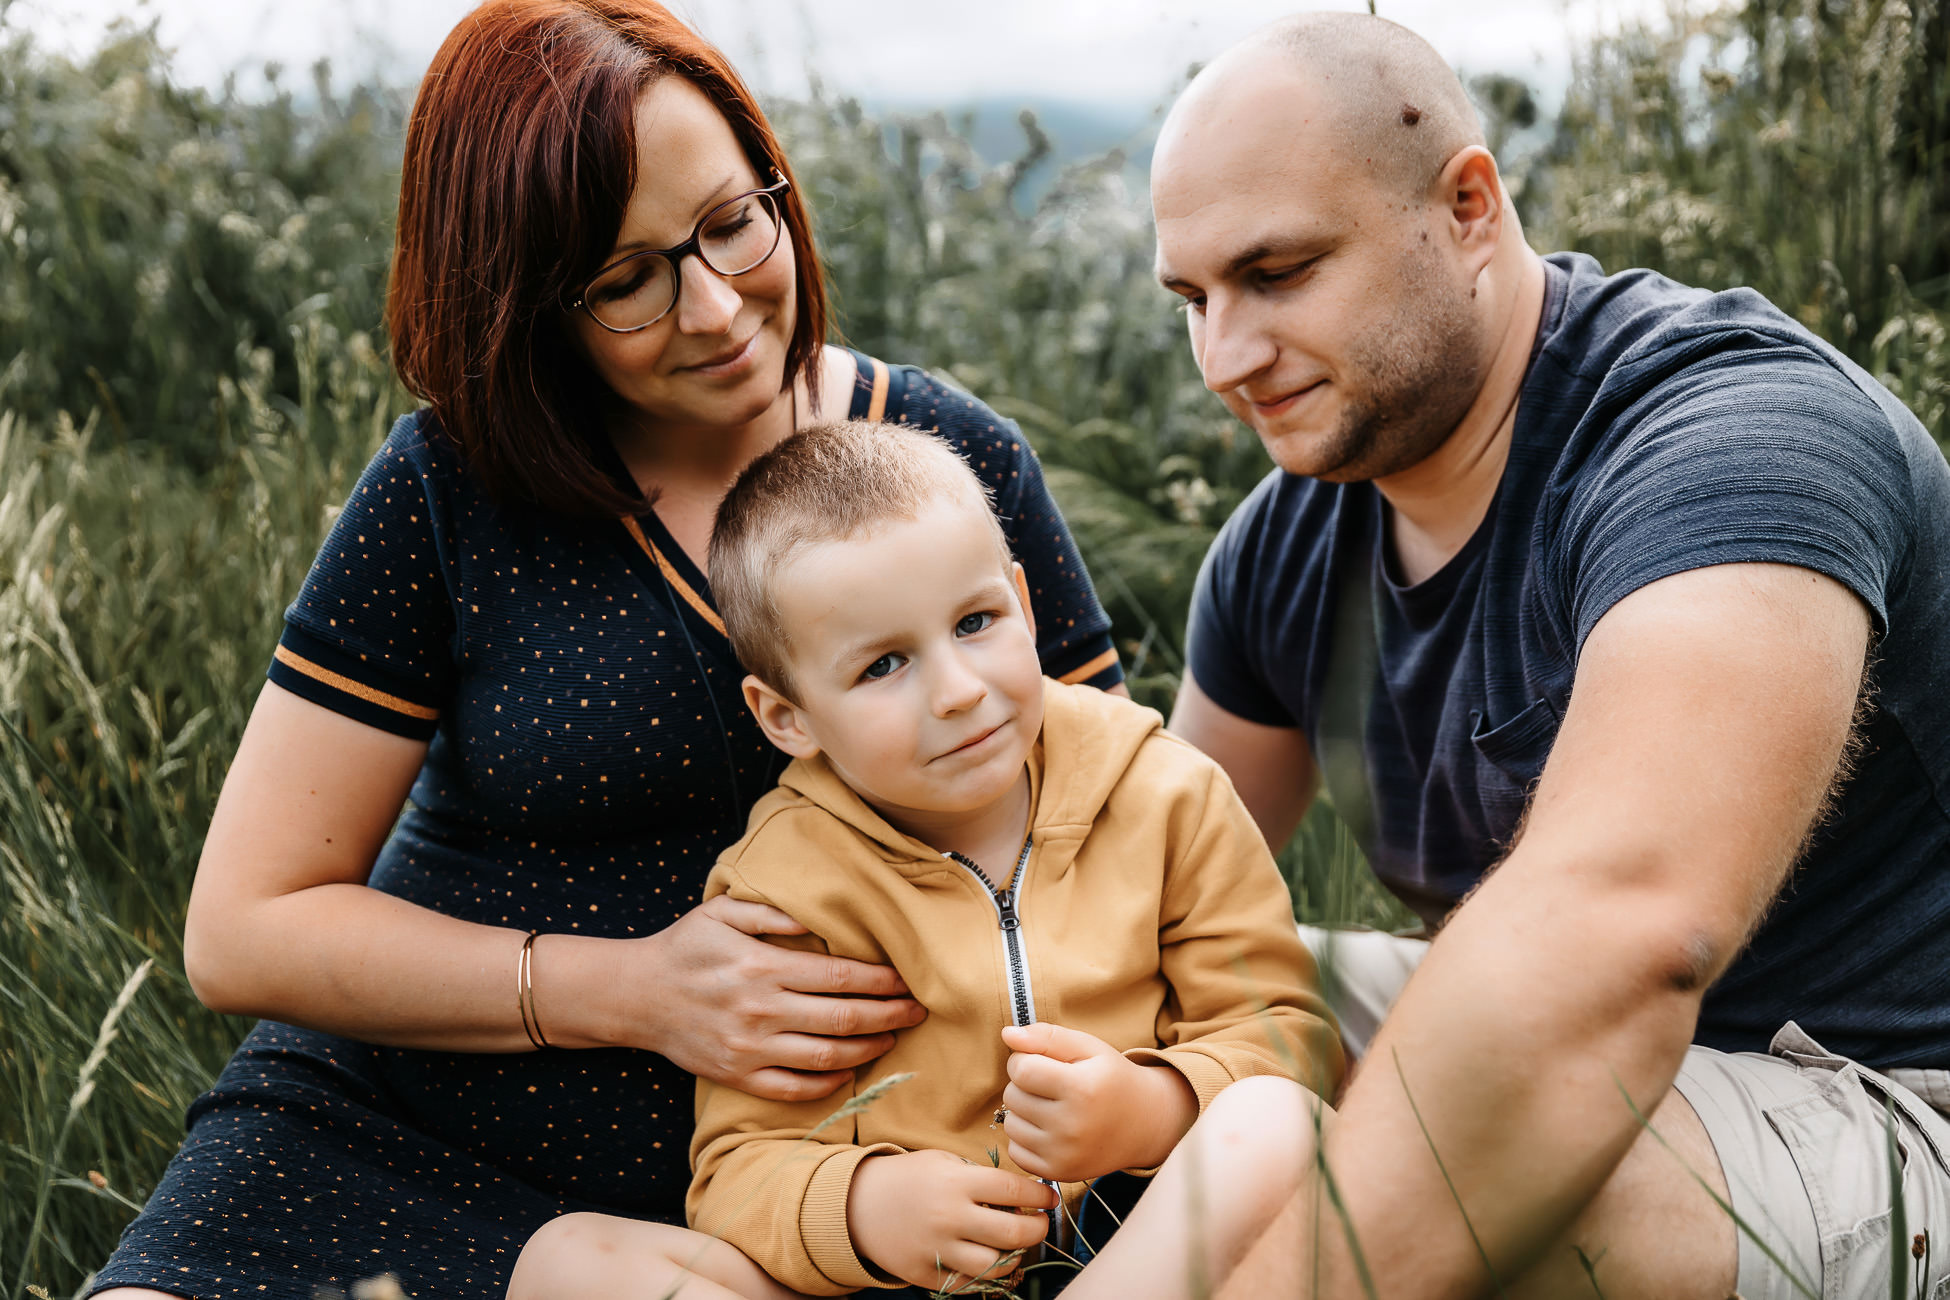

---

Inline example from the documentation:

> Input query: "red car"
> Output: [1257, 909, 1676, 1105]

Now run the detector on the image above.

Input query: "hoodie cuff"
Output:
[1114, 1049, 1247, 1177]
[802, 1143, 907, 1291]
[1125, 1045, 1241, 1114]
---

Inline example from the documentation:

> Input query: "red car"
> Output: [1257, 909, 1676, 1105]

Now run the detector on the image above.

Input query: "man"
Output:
[1147, 12, 1950, 1300]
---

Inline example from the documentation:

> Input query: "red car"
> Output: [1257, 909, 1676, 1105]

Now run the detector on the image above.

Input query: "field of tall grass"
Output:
[2, 0, 1946, 1294]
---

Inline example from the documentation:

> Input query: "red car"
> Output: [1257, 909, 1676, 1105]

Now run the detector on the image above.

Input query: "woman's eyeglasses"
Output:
[570, 173, 790, 333]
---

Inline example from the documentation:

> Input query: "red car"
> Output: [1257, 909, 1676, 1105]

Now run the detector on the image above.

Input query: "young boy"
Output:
[508, 421, 1340, 1300]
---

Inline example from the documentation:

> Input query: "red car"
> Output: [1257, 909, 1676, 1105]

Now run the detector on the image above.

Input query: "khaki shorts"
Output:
[1298, 925, 1950, 1299]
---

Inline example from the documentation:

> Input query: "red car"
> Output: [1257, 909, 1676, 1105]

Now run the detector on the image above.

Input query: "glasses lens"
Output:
[698, 191, 783, 278]
[585, 253, 677, 331]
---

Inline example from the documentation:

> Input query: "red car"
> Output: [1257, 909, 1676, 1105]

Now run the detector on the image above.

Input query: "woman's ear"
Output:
[742, 674, 820, 759]
[1011, 562, 1037, 643]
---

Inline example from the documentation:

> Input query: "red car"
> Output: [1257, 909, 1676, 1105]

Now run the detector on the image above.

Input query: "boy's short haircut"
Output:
[710, 419, 1013, 699]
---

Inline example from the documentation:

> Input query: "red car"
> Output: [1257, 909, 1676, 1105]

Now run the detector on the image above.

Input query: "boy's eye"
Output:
[861, 653, 902, 682]
[956, 612, 995, 636]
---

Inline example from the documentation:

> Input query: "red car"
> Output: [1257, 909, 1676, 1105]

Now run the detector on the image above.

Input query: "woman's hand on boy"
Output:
[633, 895, 926, 1101]
[846, 1149, 1054, 1290]
[999, 1022, 1198, 1181]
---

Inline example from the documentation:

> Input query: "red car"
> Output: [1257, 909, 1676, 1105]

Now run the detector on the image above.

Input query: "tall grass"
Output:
[3, 0, 1947, 1293]
[1, 329, 407, 1292]
[0, 22, 406, 471]
[1522, 0, 1950, 441]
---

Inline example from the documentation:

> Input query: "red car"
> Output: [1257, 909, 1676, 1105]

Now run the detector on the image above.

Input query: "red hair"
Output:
[387, 0, 829, 517]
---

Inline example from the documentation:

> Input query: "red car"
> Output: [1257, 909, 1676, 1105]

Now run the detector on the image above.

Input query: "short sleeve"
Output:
[884, 365, 1123, 690]
[1185, 490, 1297, 727]
[1552, 344, 1913, 654]
[266, 414, 458, 739]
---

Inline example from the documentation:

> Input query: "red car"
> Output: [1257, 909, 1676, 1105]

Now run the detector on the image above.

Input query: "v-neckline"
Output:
[584, 429, 730, 644]
[601, 348, 894, 645]
[620, 510, 727, 641]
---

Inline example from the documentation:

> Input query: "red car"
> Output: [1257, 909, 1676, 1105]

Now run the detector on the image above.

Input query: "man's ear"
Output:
[742, 674, 821, 759]
[1437, 145, 1505, 276]
[1011, 562, 1037, 643]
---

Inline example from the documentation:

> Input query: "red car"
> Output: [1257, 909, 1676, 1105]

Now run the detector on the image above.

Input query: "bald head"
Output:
[1165, 12, 1483, 203]
[1150, 13, 1531, 488]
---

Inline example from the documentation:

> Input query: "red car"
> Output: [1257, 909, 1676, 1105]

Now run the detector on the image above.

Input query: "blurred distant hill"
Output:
[864, 96, 1157, 206]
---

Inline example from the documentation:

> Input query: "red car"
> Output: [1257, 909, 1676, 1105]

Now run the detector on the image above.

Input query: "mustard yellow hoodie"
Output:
[687, 681, 1342, 1294]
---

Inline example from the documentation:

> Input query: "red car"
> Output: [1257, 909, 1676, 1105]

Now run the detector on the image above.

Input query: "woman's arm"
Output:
[183, 681, 924, 1093]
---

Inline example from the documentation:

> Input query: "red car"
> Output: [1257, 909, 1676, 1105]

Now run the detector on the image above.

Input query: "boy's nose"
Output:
[930, 655, 987, 716]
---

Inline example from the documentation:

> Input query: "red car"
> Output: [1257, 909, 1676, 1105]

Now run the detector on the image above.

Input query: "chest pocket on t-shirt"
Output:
[1469, 696, 1561, 826]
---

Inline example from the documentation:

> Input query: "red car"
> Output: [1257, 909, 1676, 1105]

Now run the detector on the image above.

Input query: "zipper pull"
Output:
[994, 890, 1021, 931]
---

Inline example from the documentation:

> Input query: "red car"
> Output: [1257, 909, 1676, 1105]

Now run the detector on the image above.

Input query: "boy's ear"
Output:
[1011, 562, 1037, 643]
[742, 674, 821, 760]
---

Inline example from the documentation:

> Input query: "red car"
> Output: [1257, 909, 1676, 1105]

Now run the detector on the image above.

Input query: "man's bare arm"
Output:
[1218, 562, 1870, 1298]
[1168, 670, 1317, 851]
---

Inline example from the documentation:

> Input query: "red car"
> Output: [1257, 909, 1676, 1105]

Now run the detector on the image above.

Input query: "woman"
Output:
[89, 3, 1121, 1296]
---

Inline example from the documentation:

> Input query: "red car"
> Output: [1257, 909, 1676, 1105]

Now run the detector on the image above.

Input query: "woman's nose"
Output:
[672, 255, 741, 335]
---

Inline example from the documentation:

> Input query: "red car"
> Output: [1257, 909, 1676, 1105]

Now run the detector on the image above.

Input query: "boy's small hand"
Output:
[1000, 1022, 1199, 1181]
[846, 1149, 1054, 1291]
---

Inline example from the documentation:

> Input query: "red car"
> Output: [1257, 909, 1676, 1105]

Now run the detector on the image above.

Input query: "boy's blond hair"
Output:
[710, 419, 1012, 699]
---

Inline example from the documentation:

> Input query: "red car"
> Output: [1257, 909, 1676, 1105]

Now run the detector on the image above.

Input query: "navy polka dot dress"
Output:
[89, 353, 1122, 1298]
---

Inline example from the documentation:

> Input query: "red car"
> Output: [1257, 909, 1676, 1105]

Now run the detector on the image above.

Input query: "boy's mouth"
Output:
[937, 721, 1005, 760]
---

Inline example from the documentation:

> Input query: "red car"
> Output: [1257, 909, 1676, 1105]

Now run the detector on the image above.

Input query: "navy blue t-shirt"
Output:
[1188, 252, 1950, 1069]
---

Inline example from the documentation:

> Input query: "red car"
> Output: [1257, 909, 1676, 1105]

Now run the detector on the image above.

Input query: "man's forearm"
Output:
[1220, 857, 1708, 1299]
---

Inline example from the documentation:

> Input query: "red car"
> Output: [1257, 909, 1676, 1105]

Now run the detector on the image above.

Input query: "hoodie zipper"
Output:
[945, 836, 1038, 1028]
[946, 835, 1061, 1234]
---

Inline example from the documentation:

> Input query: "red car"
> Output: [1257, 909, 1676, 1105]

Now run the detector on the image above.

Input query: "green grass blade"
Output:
[1885, 1095, 1908, 1300]
[1609, 1073, 1818, 1300]
[1390, 1047, 1510, 1299]
[1311, 1137, 1380, 1300]
[1574, 1245, 1609, 1298]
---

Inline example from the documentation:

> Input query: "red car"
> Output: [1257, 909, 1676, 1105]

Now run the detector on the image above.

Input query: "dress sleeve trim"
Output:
[271, 645, 440, 721]
[621, 517, 729, 637]
[864, 357, 891, 422]
[1055, 647, 1119, 686]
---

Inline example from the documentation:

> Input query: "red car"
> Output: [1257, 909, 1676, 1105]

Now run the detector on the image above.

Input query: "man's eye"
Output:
[956, 612, 995, 636]
[1258, 262, 1312, 288]
[861, 654, 902, 681]
[1173, 295, 1205, 315]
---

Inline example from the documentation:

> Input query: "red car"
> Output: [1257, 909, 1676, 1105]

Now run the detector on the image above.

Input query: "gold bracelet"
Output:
[517, 931, 550, 1050]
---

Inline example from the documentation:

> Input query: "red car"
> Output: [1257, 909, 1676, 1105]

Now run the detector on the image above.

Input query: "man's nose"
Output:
[1193, 297, 1278, 396]
[673, 255, 741, 335]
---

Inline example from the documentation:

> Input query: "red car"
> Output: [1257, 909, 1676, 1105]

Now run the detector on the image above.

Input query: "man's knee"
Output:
[1509, 1086, 1735, 1300]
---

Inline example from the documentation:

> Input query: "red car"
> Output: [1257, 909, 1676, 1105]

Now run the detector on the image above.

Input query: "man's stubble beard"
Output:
[1278, 258, 1487, 485]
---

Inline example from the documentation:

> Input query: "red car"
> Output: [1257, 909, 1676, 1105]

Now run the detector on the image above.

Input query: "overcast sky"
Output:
[13, 0, 1672, 112]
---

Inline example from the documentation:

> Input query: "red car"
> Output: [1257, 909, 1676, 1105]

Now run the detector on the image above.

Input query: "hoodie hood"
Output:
[775, 679, 1165, 875]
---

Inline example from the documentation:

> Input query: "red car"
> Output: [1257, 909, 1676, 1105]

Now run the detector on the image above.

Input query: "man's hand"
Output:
[1000, 1022, 1199, 1181]
[845, 1149, 1055, 1291]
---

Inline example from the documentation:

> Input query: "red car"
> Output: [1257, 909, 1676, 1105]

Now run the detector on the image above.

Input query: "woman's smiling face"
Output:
[570, 75, 797, 435]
